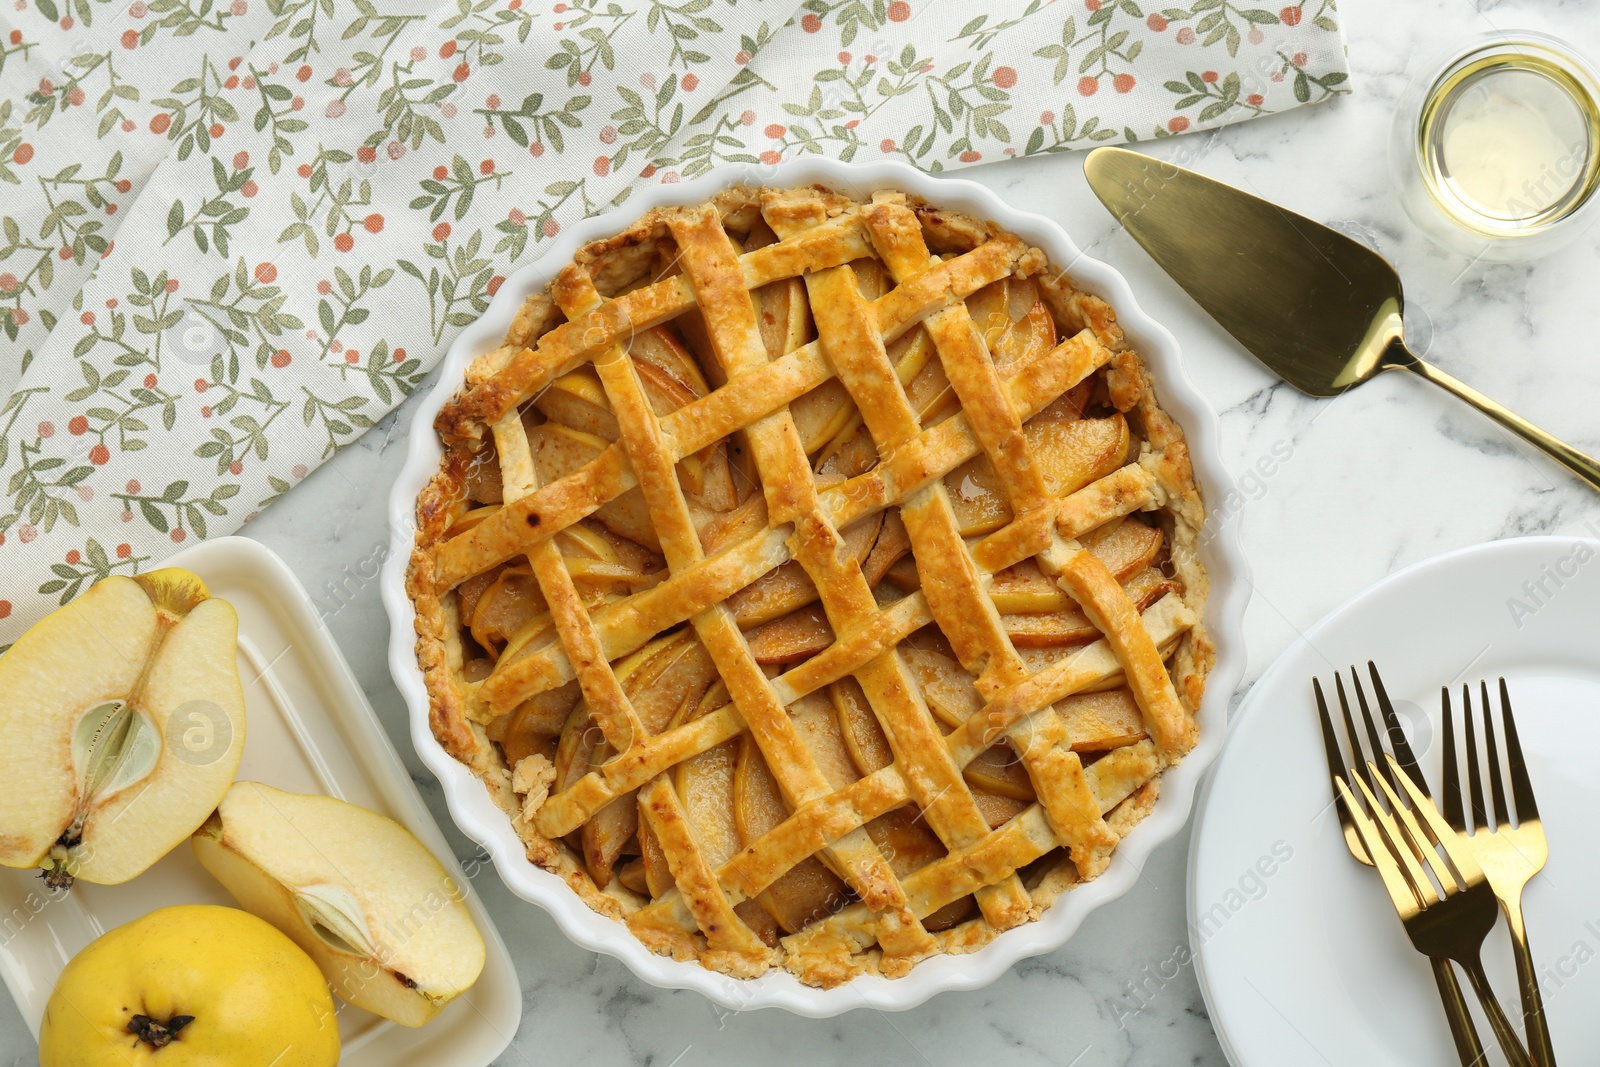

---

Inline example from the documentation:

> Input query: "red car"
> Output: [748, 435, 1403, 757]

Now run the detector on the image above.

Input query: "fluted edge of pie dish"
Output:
[380, 156, 1251, 1017]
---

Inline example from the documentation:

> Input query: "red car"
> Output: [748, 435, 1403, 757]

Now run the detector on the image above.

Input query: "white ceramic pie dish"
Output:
[380, 157, 1250, 1016]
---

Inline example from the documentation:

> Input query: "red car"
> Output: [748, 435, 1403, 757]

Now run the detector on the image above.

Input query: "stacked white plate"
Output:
[1192, 536, 1600, 1063]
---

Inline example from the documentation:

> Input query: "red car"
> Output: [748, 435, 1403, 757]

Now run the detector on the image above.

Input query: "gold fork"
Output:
[1444, 680, 1556, 1066]
[1337, 754, 1536, 1067]
[1314, 666, 1484, 1064]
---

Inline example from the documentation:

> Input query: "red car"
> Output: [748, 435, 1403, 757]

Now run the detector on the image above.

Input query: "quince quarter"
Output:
[0, 569, 245, 888]
[193, 782, 486, 1028]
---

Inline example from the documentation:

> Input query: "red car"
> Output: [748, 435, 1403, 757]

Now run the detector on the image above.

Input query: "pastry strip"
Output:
[637, 776, 771, 964]
[489, 413, 644, 751]
[665, 207, 935, 962]
[764, 191, 1034, 931]
[860, 193, 1117, 875]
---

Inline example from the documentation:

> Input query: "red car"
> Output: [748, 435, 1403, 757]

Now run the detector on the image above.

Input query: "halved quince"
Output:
[0, 569, 245, 890]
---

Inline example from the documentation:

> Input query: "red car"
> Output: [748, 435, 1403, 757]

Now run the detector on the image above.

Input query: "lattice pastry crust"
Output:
[406, 184, 1212, 987]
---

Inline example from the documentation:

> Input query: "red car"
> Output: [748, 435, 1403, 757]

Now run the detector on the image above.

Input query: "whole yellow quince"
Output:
[39, 904, 339, 1066]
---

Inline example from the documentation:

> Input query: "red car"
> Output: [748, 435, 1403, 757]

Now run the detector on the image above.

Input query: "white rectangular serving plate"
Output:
[0, 535, 521, 1064]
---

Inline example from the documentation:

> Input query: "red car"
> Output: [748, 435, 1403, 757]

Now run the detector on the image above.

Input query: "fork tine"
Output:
[1498, 678, 1540, 821]
[1481, 680, 1512, 829]
[1353, 772, 1440, 908]
[1368, 661, 1429, 795]
[1370, 759, 1463, 893]
[1351, 667, 1401, 795]
[1336, 673, 1380, 801]
[1440, 687, 1467, 831]
[1316, 677, 1369, 864]
[1462, 684, 1490, 831]
[1384, 753, 1485, 883]
[1336, 774, 1426, 912]
[1314, 677, 1347, 786]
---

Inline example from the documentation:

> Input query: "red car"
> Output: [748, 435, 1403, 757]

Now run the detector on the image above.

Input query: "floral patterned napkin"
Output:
[0, 0, 1347, 644]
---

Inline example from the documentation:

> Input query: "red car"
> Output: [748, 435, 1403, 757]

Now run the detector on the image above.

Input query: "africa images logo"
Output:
[1504, 530, 1600, 629]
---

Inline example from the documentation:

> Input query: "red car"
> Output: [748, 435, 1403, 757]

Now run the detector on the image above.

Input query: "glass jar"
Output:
[1390, 30, 1600, 261]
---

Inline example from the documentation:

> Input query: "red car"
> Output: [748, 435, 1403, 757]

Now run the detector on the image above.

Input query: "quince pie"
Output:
[407, 184, 1212, 986]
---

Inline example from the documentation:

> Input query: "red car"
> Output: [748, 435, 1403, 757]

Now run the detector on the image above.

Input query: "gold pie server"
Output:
[1084, 146, 1600, 494]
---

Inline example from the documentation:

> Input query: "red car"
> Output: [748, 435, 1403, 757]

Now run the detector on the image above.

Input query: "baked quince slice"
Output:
[944, 415, 1131, 536]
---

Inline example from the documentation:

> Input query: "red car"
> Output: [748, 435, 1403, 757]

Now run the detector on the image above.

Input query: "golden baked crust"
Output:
[406, 183, 1211, 986]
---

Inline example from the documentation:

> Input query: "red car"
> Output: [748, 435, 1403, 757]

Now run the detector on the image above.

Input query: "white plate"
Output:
[382, 157, 1252, 1016]
[0, 536, 521, 1065]
[1191, 535, 1600, 1065]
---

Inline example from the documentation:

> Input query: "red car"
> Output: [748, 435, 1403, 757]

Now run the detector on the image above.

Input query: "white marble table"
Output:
[10, 0, 1600, 1061]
